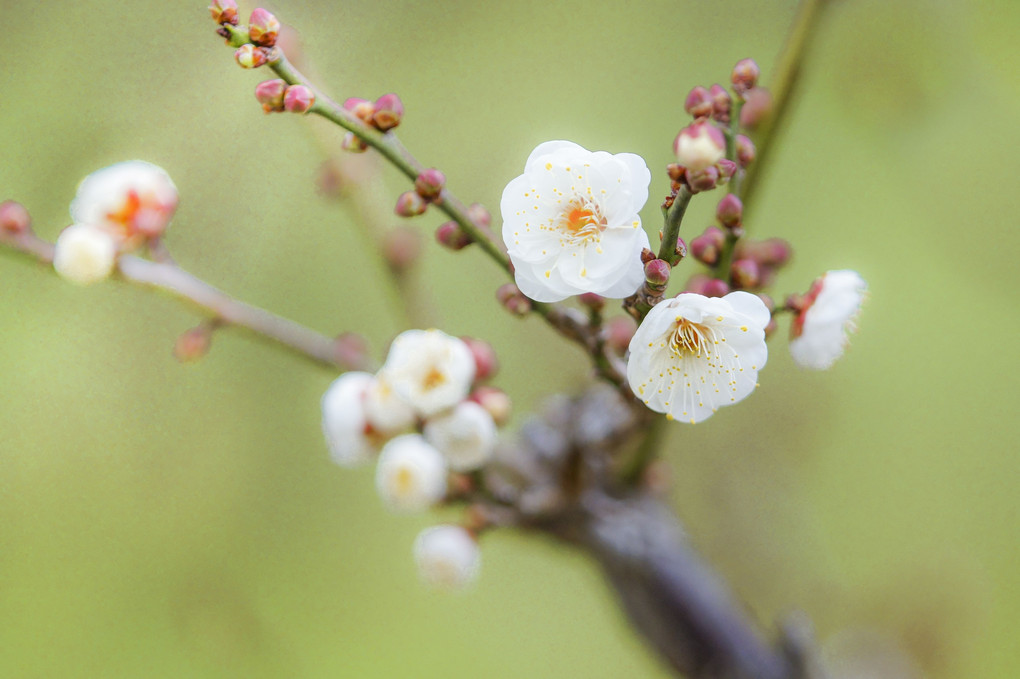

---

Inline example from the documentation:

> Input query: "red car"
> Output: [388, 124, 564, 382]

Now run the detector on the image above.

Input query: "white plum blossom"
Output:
[52, 224, 117, 285]
[375, 434, 448, 512]
[321, 371, 377, 467]
[413, 525, 480, 589]
[423, 400, 497, 472]
[363, 373, 417, 434]
[500, 140, 651, 303]
[70, 160, 178, 246]
[627, 292, 770, 424]
[789, 270, 867, 370]
[378, 329, 475, 417]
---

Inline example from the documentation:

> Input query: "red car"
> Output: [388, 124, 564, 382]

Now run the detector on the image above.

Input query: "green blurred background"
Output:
[1, 0, 1017, 676]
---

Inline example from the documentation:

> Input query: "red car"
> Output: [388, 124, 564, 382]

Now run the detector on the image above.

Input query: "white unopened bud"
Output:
[673, 122, 726, 172]
[413, 525, 480, 589]
[375, 434, 447, 512]
[423, 401, 496, 472]
[52, 224, 117, 285]
[321, 372, 377, 467]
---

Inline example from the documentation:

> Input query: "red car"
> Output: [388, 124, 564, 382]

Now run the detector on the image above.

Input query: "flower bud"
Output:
[674, 237, 688, 261]
[673, 122, 725, 172]
[739, 87, 772, 131]
[690, 226, 725, 266]
[716, 159, 738, 184]
[716, 194, 743, 229]
[413, 525, 480, 589]
[283, 84, 315, 113]
[736, 134, 756, 167]
[731, 58, 760, 96]
[460, 336, 499, 382]
[234, 44, 268, 69]
[394, 190, 427, 217]
[496, 283, 531, 316]
[0, 200, 31, 234]
[53, 224, 117, 285]
[703, 278, 730, 297]
[644, 259, 671, 287]
[604, 315, 637, 354]
[466, 203, 491, 228]
[248, 8, 280, 47]
[209, 0, 239, 25]
[343, 97, 375, 123]
[414, 168, 446, 201]
[730, 258, 761, 289]
[254, 78, 287, 113]
[382, 227, 422, 272]
[684, 86, 713, 119]
[578, 292, 605, 312]
[640, 247, 657, 264]
[341, 132, 368, 153]
[685, 166, 720, 193]
[666, 163, 685, 182]
[173, 324, 213, 363]
[709, 84, 731, 123]
[469, 386, 512, 428]
[435, 221, 472, 250]
[372, 93, 404, 131]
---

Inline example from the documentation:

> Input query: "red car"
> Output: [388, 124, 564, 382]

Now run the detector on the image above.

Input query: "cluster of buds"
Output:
[321, 329, 511, 587]
[213, 4, 282, 69]
[394, 167, 446, 218]
[338, 94, 406, 153]
[254, 79, 315, 114]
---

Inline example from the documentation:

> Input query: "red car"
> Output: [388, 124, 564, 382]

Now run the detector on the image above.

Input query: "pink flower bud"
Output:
[739, 87, 773, 131]
[435, 221, 472, 250]
[716, 194, 743, 229]
[604, 316, 637, 354]
[174, 325, 213, 363]
[644, 259, 671, 287]
[209, 0, 239, 25]
[730, 258, 760, 289]
[394, 190, 427, 217]
[684, 86, 713, 119]
[235, 44, 269, 69]
[690, 226, 725, 265]
[460, 336, 499, 382]
[684, 273, 711, 295]
[341, 132, 368, 153]
[666, 163, 685, 182]
[343, 97, 375, 123]
[673, 122, 726, 172]
[0, 200, 31, 235]
[709, 84, 731, 123]
[469, 386, 512, 428]
[716, 159, 738, 184]
[736, 135, 756, 167]
[685, 165, 720, 193]
[496, 283, 531, 316]
[702, 278, 730, 297]
[578, 292, 605, 312]
[731, 58, 760, 96]
[254, 78, 287, 113]
[466, 203, 491, 228]
[414, 168, 446, 201]
[372, 93, 404, 131]
[382, 227, 422, 272]
[283, 84, 315, 113]
[248, 8, 281, 47]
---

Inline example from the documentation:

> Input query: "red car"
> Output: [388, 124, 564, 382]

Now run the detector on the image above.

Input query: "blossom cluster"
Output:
[321, 328, 503, 587]
[53, 161, 178, 285]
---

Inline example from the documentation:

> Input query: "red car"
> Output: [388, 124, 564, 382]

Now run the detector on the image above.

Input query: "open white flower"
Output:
[423, 401, 497, 472]
[627, 292, 770, 424]
[413, 525, 480, 589]
[789, 270, 867, 370]
[70, 160, 178, 245]
[500, 140, 651, 303]
[378, 329, 475, 417]
[375, 434, 448, 512]
[52, 223, 117, 285]
[321, 372, 377, 467]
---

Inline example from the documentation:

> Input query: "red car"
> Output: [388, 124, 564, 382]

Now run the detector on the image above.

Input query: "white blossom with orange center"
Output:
[70, 161, 178, 247]
[375, 434, 448, 512]
[500, 141, 650, 302]
[627, 292, 770, 424]
[378, 329, 476, 417]
[789, 270, 867, 370]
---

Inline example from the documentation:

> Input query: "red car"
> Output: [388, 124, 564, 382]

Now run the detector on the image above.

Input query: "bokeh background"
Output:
[1, 0, 1017, 677]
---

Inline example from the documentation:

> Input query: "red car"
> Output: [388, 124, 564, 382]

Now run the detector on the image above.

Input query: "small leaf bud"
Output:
[684, 86, 713, 119]
[372, 93, 404, 131]
[673, 122, 726, 172]
[435, 221, 473, 250]
[341, 132, 368, 153]
[0, 200, 31, 234]
[254, 79, 287, 113]
[644, 259, 671, 288]
[460, 336, 499, 382]
[730, 258, 761, 290]
[731, 58, 761, 97]
[640, 247, 657, 264]
[234, 44, 268, 69]
[496, 283, 531, 316]
[716, 194, 743, 229]
[736, 134, 756, 167]
[466, 203, 491, 228]
[209, 0, 239, 25]
[248, 8, 280, 47]
[739, 87, 773, 131]
[343, 97, 375, 123]
[709, 84, 731, 123]
[283, 84, 315, 113]
[394, 190, 427, 217]
[414, 168, 446, 201]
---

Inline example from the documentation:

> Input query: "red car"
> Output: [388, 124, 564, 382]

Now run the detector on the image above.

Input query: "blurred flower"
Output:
[500, 140, 650, 303]
[321, 372, 377, 467]
[378, 329, 475, 417]
[52, 224, 117, 285]
[413, 525, 480, 589]
[375, 434, 447, 511]
[363, 374, 417, 434]
[70, 161, 178, 246]
[424, 401, 496, 472]
[627, 292, 769, 423]
[789, 270, 867, 370]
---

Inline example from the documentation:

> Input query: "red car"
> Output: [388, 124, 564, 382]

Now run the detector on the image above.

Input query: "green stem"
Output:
[656, 186, 693, 264]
